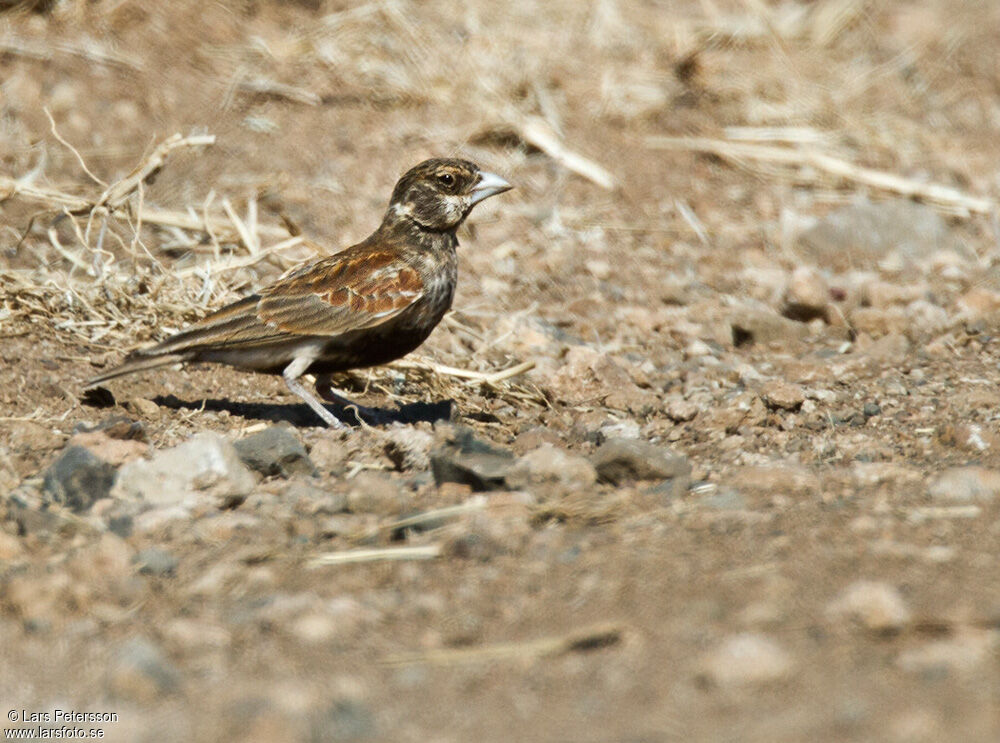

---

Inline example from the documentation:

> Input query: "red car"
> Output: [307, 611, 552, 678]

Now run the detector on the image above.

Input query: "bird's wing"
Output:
[257, 247, 425, 336]
[137, 247, 424, 356]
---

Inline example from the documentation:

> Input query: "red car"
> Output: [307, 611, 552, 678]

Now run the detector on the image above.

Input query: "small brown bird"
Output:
[86, 158, 512, 428]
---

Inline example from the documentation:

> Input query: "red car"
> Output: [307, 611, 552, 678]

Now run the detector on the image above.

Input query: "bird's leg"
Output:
[314, 374, 383, 425]
[283, 358, 345, 429]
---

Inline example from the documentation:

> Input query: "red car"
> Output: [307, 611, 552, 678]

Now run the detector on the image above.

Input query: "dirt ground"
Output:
[2, 1, 1000, 741]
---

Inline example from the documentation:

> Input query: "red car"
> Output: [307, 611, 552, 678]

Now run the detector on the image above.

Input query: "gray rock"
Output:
[42, 446, 117, 513]
[592, 438, 691, 485]
[133, 548, 179, 577]
[107, 637, 180, 702]
[798, 199, 955, 271]
[430, 427, 515, 491]
[234, 427, 315, 478]
[113, 432, 256, 509]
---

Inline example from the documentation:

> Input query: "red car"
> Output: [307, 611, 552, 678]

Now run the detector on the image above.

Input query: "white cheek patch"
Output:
[444, 195, 468, 222]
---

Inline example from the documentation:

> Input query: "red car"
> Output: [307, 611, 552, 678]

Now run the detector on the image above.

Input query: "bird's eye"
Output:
[437, 173, 455, 187]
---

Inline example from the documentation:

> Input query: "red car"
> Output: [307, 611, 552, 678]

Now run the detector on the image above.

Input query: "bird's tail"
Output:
[85, 351, 189, 389]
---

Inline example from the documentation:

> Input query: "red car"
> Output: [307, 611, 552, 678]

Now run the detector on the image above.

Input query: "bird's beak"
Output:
[469, 171, 513, 205]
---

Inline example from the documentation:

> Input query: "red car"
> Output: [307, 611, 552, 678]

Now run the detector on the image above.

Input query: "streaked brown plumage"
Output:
[86, 158, 512, 428]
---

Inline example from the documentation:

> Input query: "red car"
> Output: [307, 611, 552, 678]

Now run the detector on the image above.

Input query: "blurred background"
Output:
[2, 1, 1000, 741]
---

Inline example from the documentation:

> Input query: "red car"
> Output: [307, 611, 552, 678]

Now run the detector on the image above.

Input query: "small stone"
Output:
[127, 398, 161, 420]
[505, 445, 598, 492]
[346, 472, 405, 515]
[429, 426, 515, 491]
[42, 446, 117, 513]
[597, 419, 641, 442]
[664, 397, 698, 423]
[826, 580, 910, 634]
[863, 402, 882, 418]
[731, 308, 808, 347]
[928, 467, 1000, 502]
[591, 438, 691, 485]
[133, 548, 179, 577]
[700, 633, 794, 686]
[758, 381, 805, 411]
[234, 427, 315, 478]
[383, 425, 433, 471]
[113, 432, 256, 509]
[107, 637, 180, 702]
[782, 266, 829, 322]
[683, 339, 714, 359]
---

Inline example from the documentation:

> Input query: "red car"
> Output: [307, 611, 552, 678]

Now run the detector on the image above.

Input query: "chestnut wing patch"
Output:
[257, 251, 424, 337]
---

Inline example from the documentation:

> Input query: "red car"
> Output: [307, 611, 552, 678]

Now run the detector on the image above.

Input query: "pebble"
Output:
[383, 424, 433, 471]
[597, 419, 642, 442]
[107, 637, 180, 702]
[429, 426, 515, 491]
[928, 467, 1000, 502]
[505, 444, 598, 493]
[664, 397, 699, 423]
[42, 446, 117, 513]
[700, 633, 795, 686]
[826, 580, 910, 634]
[234, 427, 315, 478]
[133, 548, 179, 577]
[758, 381, 805, 411]
[113, 432, 256, 509]
[592, 438, 690, 485]
[782, 266, 829, 321]
[730, 307, 808, 347]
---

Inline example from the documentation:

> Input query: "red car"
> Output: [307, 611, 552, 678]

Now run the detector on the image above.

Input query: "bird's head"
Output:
[385, 158, 512, 232]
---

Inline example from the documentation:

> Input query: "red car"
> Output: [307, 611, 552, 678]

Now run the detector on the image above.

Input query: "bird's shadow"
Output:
[151, 394, 453, 427]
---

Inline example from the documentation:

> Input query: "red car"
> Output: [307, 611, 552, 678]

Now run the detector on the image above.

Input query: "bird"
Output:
[85, 158, 513, 428]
